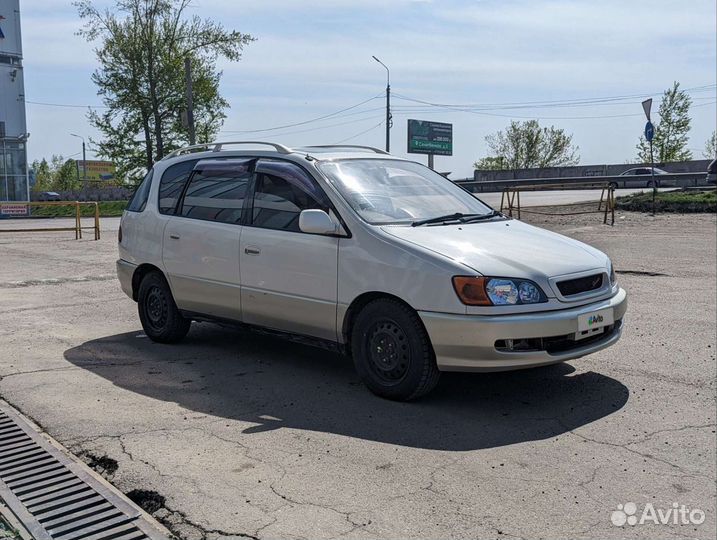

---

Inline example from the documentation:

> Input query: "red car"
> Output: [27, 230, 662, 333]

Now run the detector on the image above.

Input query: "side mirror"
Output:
[299, 209, 338, 235]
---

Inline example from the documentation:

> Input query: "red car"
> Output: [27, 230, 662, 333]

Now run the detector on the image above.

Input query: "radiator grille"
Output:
[556, 273, 604, 296]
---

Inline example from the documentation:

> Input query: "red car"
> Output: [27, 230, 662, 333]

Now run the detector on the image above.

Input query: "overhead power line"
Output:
[392, 84, 716, 111]
[332, 121, 384, 144]
[220, 113, 385, 139]
[25, 100, 109, 109]
[220, 94, 384, 134]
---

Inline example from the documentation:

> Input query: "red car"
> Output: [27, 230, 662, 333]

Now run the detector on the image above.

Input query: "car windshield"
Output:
[318, 159, 493, 225]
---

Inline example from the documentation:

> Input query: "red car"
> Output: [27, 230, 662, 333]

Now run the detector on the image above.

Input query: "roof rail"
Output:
[163, 141, 293, 160]
[300, 145, 389, 155]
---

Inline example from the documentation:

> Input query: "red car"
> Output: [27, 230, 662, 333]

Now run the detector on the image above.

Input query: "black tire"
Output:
[137, 271, 191, 343]
[350, 298, 440, 401]
[608, 182, 618, 190]
[646, 179, 656, 189]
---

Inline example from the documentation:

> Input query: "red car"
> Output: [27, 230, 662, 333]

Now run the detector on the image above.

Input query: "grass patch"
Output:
[616, 190, 716, 213]
[29, 201, 127, 217]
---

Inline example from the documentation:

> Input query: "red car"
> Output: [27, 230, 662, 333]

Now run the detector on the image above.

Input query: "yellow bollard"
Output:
[75, 202, 81, 239]
[94, 202, 100, 240]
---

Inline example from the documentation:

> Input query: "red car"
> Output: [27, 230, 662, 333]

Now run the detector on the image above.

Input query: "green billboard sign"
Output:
[407, 119, 453, 156]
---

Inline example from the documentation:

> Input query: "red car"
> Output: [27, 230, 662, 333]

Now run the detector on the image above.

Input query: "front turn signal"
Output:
[452, 276, 492, 306]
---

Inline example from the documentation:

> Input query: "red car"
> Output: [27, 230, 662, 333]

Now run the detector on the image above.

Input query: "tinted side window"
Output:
[251, 161, 330, 232]
[126, 169, 153, 212]
[159, 159, 199, 214]
[179, 168, 251, 224]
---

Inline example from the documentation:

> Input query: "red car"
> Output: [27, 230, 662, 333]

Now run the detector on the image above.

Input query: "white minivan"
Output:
[117, 142, 627, 400]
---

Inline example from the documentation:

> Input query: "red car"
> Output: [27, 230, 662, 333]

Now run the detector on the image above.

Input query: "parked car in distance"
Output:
[610, 167, 669, 189]
[706, 159, 716, 185]
[117, 142, 627, 400]
[38, 191, 61, 201]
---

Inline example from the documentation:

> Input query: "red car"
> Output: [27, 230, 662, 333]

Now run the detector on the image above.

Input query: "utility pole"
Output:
[71, 133, 87, 189]
[81, 140, 87, 189]
[372, 56, 391, 153]
[185, 57, 196, 146]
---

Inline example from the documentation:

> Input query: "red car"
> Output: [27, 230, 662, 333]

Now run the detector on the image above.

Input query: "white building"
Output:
[0, 0, 28, 202]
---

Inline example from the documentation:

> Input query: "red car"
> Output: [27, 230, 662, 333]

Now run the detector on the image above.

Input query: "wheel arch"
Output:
[341, 291, 421, 353]
[131, 263, 166, 301]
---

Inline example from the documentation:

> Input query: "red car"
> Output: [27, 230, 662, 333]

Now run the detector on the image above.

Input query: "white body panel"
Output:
[240, 226, 338, 340]
[162, 216, 241, 320]
[117, 146, 627, 372]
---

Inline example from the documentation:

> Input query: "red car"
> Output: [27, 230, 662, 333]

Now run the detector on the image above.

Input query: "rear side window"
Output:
[159, 159, 199, 214]
[251, 160, 330, 232]
[126, 169, 153, 212]
[179, 165, 252, 224]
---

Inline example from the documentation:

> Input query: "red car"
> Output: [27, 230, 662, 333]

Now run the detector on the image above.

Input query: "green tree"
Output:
[53, 157, 81, 191]
[30, 156, 81, 192]
[637, 82, 692, 163]
[474, 156, 508, 170]
[75, 0, 254, 180]
[704, 130, 716, 159]
[474, 120, 579, 170]
[30, 158, 52, 192]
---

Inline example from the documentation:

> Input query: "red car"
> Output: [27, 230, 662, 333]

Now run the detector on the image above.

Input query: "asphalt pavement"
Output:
[0, 212, 715, 539]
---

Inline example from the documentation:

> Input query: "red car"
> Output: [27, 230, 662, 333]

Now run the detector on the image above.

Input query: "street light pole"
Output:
[372, 56, 391, 153]
[70, 133, 87, 189]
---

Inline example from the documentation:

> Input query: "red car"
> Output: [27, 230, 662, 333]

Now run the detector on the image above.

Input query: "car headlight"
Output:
[452, 276, 547, 306]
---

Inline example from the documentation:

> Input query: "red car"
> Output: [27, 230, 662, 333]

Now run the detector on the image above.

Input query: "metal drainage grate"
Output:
[0, 403, 168, 540]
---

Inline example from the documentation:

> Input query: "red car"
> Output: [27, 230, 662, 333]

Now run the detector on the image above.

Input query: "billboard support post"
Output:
[428, 154, 434, 170]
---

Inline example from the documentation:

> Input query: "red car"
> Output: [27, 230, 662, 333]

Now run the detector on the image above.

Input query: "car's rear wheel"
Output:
[351, 298, 440, 401]
[137, 271, 191, 343]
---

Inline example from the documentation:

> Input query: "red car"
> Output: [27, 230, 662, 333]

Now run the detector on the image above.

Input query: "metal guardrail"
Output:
[498, 182, 616, 225]
[457, 172, 707, 193]
[0, 202, 101, 240]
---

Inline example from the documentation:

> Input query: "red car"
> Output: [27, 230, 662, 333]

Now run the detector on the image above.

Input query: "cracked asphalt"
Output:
[0, 211, 715, 540]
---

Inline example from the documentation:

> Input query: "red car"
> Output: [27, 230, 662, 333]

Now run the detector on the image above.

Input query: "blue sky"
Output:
[19, 0, 717, 177]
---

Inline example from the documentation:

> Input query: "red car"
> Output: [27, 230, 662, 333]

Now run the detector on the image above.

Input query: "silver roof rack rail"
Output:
[300, 145, 389, 155]
[163, 141, 293, 160]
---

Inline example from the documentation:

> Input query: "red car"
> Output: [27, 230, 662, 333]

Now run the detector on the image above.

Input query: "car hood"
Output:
[380, 219, 608, 282]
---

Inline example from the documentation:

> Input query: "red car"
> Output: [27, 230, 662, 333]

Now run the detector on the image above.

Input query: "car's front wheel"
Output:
[351, 298, 440, 401]
[137, 271, 191, 343]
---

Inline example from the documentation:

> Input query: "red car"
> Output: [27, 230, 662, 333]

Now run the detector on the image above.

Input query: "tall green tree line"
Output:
[75, 0, 254, 181]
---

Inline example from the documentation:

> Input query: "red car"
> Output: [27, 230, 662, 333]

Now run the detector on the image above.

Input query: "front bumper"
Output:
[419, 288, 627, 372]
[116, 259, 137, 300]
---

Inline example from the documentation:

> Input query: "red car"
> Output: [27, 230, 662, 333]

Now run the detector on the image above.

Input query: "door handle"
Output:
[244, 246, 261, 255]
[170, 234, 180, 240]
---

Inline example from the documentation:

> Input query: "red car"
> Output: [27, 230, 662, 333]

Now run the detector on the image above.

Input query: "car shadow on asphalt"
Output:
[63, 323, 629, 451]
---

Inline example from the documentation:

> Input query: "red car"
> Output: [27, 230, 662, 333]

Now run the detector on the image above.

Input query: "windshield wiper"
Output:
[410, 211, 502, 227]
[460, 210, 504, 223]
[411, 212, 472, 227]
